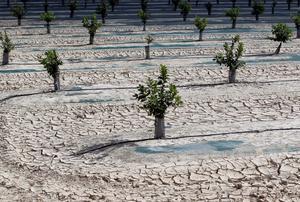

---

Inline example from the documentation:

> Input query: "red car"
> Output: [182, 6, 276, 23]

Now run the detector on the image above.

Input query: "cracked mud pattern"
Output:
[1, 1, 300, 200]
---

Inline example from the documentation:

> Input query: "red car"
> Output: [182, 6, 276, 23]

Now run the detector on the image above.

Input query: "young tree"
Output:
[0, 32, 15, 65]
[145, 35, 153, 59]
[134, 64, 182, 139]
[271, 0, 277, 15]
[21, 0, 28, 11]
[96, 1, 108, 24]
[270, 23, 292, 54]
[138, 10, 149, 31]
[38, 50, 63, 91]
[141, 0, 148, 11]
[287, 0, 292, 10]
[68, 0, 77, 18]
[214, 35, 245, 83]
[11, 4, 25, 26]
[44, 0, 49, 12]
[205, 2, 213, 16]
[108, 0, 118, 11]
[179, 1, 191, 21]
[40, 12, 55, 34]
[194, 16, 207, 41]
[225, 8, 240, 29]
[172, 0, 180, 11]
[292, 14, 300, 38]
[252, 1, 264, 21]
[82, 15, 102, 45]
[231, 0, 237, 7]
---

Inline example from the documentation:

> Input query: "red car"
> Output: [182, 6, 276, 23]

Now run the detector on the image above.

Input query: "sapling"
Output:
[108, 0, 118, 11]
[138, 10, 149, 31]
[11, 4, 25, 26]
[172, 0, 180, 11]
[38, 50, 63, 91]
[145, 34, 153, 59]
[205, 2, 213, 15]
[82, 15, 102, 45]
[40, 12, 55, 34]
[270, 23, 292, 54]
[68, 0, 77, 18]
[0, 31, 15, 65]
[292, 14, 300, 38]
[134, 64, 182, 139]
[194, 16, 208, 41]
[225, 8, 240, 29]
[214, 35, 245, 83]
[96, 1, 108, 24]
[179, 1, 191, 21]
[252, 1, 264, 21]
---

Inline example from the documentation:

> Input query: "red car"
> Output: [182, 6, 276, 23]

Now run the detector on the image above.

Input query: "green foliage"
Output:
[194, 16, 208, 32]
[205, 2, 212, 11]
[145, 35, 154, 44]
[82, 15, 102, 35]
[0, 31, 15, 53]
[138, 10, 149, 23]
[96, 1, 108, 17]
[179, 1, 192, 14]
[68, 0, 78, 11]
[172, 0, 180, 10]
[141, 0, 148, 11]
[271, 23, 292, 43]
[134, 64, 182, 118]
[292, 15, 300, 28]
[108, 0, 118, 10]
[225, 7, 240, 20]
[214, 35, 245, 70]
[11, 4, 25, 18]
[40, 11, 55, 22]
[38, 50, 63, 78]
[252, 1, 264, 15]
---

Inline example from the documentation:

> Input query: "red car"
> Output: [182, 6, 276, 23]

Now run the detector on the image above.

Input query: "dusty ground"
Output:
[1, 0, 300, 201]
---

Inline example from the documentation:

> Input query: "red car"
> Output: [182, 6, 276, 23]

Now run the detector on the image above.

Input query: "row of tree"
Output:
[0, 18, 297, 66]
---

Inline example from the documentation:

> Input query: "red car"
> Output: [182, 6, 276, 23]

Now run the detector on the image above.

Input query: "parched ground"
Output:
[1, 0, 300, 201]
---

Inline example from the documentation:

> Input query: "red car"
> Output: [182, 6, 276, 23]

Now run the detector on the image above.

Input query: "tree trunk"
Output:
[183, 14, 187, 21]
[275, 42, 282, 54]
[298, 0, 300, 7]
[53, 71, 60, 91]
[232, 19, 236, 29]
[46, 22, 50, 34]
[18, 17, 21, 26]
[102, 16, 105, 24]
[199, 30, 203, 41]
[154, 117, 165, 139]
[168, 0, 171, 5]
[7, 0, 10, 7]
[62, 0, 65, 6]
[297, 27, 300, 39]
[288, 3, 290, 10]
[216, 0, 219, 5]
[89, 33, 95, 45]
[255, 14, 259, 21]
[143, 23, 146, 31]
[208, 9, 211, 15]
[272, 6, 275, 15]
[2, 51, 9, 65]
[228, 68, 236, 83]
[70, 10, 74, 18]
[145, 45, 150, 59]
[111, 5, 115, 12]
[232, 1, 236, 8]
[84, 0, 87, 8]
[248, 0, 251, 7]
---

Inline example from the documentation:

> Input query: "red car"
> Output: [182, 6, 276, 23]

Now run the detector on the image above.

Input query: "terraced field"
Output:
[0, 0, 300, 201]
